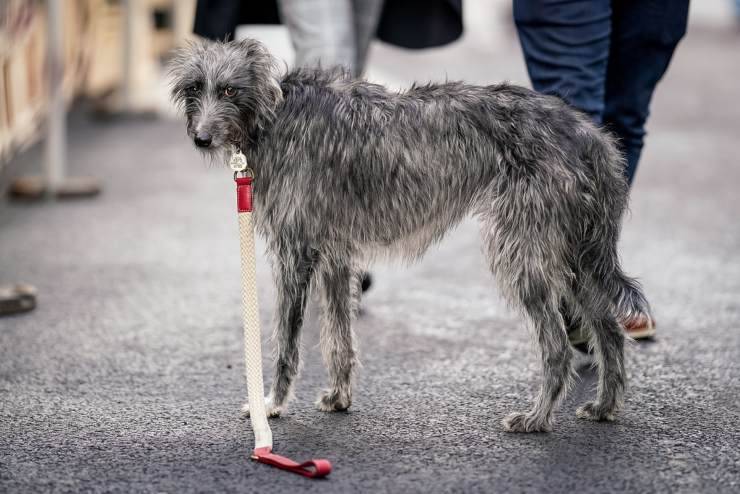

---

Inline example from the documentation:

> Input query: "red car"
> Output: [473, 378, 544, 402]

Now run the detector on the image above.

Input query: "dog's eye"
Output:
[224, 86, 237, 97]
[185, 84, 200, 95]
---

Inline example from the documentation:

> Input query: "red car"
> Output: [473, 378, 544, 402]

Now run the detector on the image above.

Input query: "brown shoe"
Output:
[622, 313, 656, 340]
[569, 312, 656, 350]
[0, 283, 37, 316]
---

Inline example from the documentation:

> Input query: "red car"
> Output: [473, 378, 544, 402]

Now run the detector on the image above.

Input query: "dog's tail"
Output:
[581, 237, 652, 325]
[579, 129, 652, 325]
[611, 269, 652, 324]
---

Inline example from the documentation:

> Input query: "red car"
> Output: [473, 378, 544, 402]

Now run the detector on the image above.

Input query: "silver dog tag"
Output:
[229, 148, 248, 171]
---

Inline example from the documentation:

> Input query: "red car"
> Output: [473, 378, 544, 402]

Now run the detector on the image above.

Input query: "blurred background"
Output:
[1, 0, 738, 162]
[1, 1, 739, 492]
[0, 0, 738, 183]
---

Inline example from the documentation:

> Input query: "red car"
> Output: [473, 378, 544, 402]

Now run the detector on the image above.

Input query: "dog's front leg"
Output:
[241, 245, 316, 417]
[315, 259, 360, 412]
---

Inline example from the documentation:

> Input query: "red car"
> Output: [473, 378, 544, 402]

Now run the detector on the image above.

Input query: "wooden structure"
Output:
[0, 0, 195, 167]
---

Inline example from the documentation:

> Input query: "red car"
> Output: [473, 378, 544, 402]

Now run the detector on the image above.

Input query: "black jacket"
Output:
[193, 0, 463, 49]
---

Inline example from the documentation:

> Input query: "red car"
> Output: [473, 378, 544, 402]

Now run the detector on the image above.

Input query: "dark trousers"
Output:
[514, 0, 689, 184]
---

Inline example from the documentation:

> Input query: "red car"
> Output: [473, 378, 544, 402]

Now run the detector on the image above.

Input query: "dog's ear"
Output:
[232, 38, 270, 64]
[235, 39, 282, 93]
[231, 38, 284, 133]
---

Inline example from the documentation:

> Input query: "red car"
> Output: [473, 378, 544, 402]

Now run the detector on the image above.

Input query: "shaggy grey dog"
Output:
[170, 38, 651, 432]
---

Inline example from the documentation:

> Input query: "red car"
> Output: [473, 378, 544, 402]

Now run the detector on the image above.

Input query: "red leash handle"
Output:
[252, 447, 332, 478]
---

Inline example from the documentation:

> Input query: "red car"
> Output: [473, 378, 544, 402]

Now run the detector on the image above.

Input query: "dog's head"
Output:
[169, 38, 283, 154]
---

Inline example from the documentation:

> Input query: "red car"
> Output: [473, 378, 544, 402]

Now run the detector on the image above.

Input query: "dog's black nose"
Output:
[194, 132, 212, 148]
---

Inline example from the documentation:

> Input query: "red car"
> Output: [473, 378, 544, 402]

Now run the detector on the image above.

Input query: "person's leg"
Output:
[278, 0, 357, 72]
[351, 0, 384, 75]
[603, 0, 689, 184]
[513, 0, 612, 122]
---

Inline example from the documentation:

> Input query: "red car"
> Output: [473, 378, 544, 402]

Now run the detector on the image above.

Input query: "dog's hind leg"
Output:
[242, 244, 317, 417]
[493, 259, 575, 432]
[314, 256, 360, 412]
[570, 183, 635, 421]
[572, 278, 626, 422]
[480, 199, 575, 432]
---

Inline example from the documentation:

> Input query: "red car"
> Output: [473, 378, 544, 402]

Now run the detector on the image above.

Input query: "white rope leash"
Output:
[238, 208, 272, 450]
[233, 161, 331, 478]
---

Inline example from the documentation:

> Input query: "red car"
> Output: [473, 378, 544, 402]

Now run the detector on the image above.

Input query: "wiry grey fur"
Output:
[170, 38, 652, 432]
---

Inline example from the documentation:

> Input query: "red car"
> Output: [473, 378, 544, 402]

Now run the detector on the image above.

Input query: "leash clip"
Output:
[229, 146, 249, 172]
[230, 146, 254, 181]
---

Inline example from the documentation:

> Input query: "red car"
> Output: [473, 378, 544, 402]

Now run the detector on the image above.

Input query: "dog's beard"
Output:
[189, 138, 230, 168]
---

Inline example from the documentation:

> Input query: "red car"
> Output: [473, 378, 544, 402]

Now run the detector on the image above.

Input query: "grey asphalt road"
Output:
[2, 19, 740, 494]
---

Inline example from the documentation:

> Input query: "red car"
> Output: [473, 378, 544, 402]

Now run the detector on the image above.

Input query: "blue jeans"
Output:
[514, 0, 689, 185]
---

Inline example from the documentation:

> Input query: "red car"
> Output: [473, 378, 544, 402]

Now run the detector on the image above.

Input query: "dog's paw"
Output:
[315, 389, 352, 412]
[502, 411, 553, 433]
[576, 402, 616, 422]
[240, 397, 284, 418]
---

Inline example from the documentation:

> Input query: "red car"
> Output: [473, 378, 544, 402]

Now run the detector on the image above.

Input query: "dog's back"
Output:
[255, 68, 627, 259]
